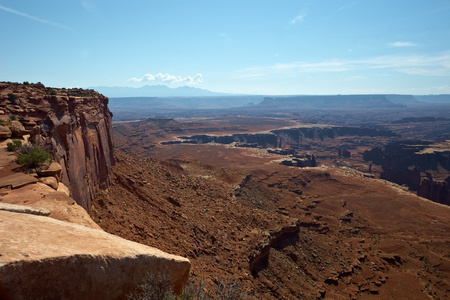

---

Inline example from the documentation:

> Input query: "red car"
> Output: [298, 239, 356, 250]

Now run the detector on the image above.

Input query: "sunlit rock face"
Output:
[0, 82, 115, 211]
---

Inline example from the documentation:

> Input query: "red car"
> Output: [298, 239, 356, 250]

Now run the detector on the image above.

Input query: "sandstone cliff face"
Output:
[0, 209, 190, 300]
[0, 82, 114, 211]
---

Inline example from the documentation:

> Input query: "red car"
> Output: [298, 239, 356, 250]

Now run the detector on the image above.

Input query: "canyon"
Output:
[1, 82, 450, 299]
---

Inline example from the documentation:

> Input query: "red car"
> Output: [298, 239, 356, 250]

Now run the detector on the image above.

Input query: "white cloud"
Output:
[388, 41, 418, 47]
[128, 73, 203, 85]
[235, 52, 450, 79]
[289, 12, 306, 25]
[0, 4, 72, 30]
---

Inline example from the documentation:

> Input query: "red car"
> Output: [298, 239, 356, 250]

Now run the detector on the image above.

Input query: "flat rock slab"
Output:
[0, 202, 50, 216]
[0, 182, 100, 229]
[0, 173, 38, 189]
[0, 210, 191, 300]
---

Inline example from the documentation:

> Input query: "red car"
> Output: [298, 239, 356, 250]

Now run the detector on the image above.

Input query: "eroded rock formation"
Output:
[418, 174, 450, 205]
[363, 140, 450, 203]
[163, 126, 396, 149]
[0, 82, 115, 211]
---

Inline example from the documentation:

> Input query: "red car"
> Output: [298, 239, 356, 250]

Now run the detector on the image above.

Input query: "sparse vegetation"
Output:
[126, 274, 248, 300]
[7, 93, 18, 103]
[16, 145, 52, 169]
[6, 139, 22, 152]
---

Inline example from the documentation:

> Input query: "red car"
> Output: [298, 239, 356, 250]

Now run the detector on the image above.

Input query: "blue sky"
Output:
[1, 0, 450, 95]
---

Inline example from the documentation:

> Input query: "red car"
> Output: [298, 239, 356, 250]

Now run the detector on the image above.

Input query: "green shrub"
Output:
[7, 93, 18, 103]
[6, 140, 22, 152]
[16, 145, 52, 169]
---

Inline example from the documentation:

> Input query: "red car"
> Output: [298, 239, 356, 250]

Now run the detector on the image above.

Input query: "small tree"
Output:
[16, 145, 52, 169]
[7, 93, 18, 103]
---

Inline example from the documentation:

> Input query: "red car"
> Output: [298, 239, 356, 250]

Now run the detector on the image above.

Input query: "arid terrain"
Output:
[92, 114, 450, 299]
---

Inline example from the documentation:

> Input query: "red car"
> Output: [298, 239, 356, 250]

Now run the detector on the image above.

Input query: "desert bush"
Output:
[7, 93, 18, 103]
[214, 279, 248, 300]
[16, 145, 52, 169]
[6, 139, 22, 152]
[126, 272, 173, 300]
[127, 275, 248, 300]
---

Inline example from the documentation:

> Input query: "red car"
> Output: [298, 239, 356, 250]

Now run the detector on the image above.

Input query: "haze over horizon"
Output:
[1, 0, 450, 95]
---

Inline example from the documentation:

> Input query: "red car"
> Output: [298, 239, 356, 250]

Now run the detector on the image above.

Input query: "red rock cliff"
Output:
[0, 82, 114, 211]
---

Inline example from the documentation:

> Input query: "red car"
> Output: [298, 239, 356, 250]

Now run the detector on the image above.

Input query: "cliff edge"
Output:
[0, 82, 115, 211]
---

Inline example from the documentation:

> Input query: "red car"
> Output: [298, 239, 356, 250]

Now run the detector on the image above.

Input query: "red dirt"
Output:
[91, 150, 450, 299]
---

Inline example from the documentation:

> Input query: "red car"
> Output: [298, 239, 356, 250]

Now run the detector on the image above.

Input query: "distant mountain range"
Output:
[89, 85, 230, 97]
[256, 95, 406, 109]
[90, 85, 450, 104]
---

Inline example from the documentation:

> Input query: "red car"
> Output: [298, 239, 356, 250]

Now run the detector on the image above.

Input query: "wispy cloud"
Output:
[388, 41, 418, 47]
[0, 4, 72, 30]
[289, 12, 306, 25]
[128, 73, 204, 85]
[235, 52, 450, 78]
[81, 1, 100, 15]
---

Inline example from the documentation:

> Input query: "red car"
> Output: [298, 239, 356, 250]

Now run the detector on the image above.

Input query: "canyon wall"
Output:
[363, 141, 450, 204]
[164, 126, 396, 149]
[417, 174, 450, 206]
[0, 82, 114, 211]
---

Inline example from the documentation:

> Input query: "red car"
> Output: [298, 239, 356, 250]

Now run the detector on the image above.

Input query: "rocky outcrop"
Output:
[249, 222, 300, 277]
[363, 141, 450, 195]
[417, 174, 450, 205]
[0, 125, 12, 138]
[0, 209, 190, 300]
[363, 141, 450, 172]
[0, 82, 115, 211]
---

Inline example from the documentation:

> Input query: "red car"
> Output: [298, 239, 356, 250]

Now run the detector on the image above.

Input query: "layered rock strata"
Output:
[0, 82, 115, 211]
[163, 126, 396, 149]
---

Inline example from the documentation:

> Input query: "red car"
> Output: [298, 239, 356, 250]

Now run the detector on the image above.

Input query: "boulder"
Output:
[0, 210, 191, 300]
[8, 120, 30, 137]
[39, 176, 58, 190]
[0, 125, 12, 139]
[57, 182, 71, 196]
[38, 162, 63, 181]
